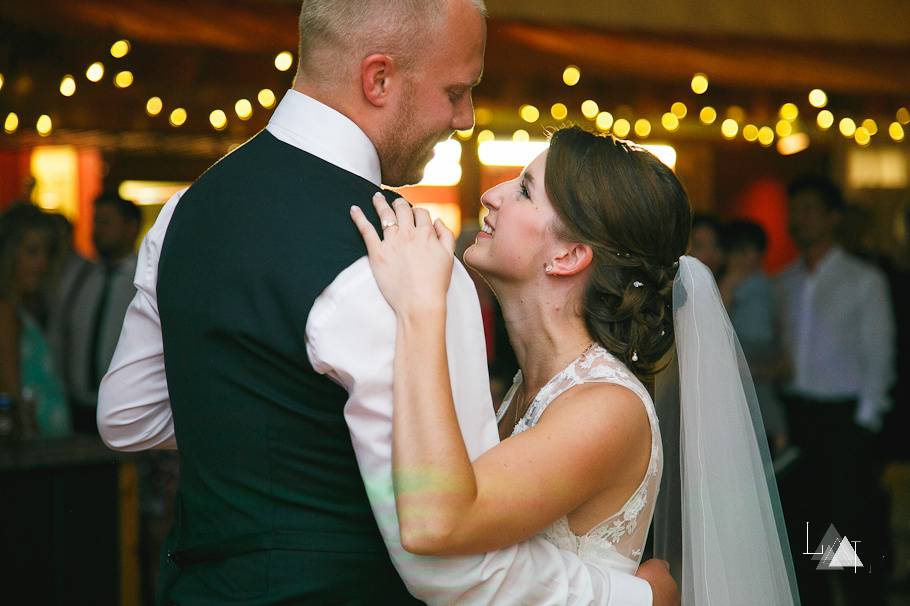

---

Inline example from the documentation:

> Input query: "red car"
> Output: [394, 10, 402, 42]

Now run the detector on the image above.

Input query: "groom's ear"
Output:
[550, 243, 593, 277]
[361, 54, 396, 107]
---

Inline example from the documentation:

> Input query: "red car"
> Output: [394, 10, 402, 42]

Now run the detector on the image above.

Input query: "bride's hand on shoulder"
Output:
[351, 192, 456, 316]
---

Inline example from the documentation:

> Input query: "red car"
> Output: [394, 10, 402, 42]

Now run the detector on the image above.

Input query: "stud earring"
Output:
[631, 351, 639, 362]
[545, 264, 553, 273]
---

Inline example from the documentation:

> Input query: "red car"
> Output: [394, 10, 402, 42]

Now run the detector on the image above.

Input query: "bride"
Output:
[351, 126, 800, 604]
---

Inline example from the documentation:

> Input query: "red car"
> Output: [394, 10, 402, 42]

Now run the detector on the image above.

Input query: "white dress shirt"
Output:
[775, 245, 896, 432]
[98, 89, 652, 605]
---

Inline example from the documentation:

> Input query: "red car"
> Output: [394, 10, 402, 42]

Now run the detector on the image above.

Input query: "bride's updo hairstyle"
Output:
[545, 126, 692, 379]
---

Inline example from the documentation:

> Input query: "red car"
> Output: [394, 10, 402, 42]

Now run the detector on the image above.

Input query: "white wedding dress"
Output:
[495, 344, 663, 575]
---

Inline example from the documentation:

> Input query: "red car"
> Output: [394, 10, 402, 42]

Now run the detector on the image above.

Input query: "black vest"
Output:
[156, 131, 421, 605]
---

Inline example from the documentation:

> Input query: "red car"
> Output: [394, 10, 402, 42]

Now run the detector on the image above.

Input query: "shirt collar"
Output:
[799, 244, 844, 279]
[266, 89, 382, 186]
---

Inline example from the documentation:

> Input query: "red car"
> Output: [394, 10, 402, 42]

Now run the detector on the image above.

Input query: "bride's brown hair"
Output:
[545, 126, 692, 379]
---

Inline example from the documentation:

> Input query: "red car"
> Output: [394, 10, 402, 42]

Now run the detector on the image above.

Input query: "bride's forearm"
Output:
[392, 304, 479, 553]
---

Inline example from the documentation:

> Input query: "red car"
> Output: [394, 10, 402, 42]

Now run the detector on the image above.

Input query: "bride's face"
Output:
[464, 150, 563, 284]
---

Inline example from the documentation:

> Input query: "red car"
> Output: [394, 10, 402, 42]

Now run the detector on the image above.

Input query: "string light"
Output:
[661, 112, 679, 132]
[550, 103, 568, 121]
[889, 122, 905, 142]
[114, 70, 134, 88]
[257, 88, 276, 109]
[613, 119, 631, 138]
[861, 119, 878, 136]
[36, 114, 52, 136]
[775, 120, 792, 138]
[234, 99, 253, 120]
[0, 73, 4, 91]
[60, 75, 76, 97]
[743, 124, 759, 142]
[4, 112, 18, 134]
[817, 110, 834, 130]
[897, 107, 910, 125]
[274, 52, 294, 72]
[86, 62, 105, 82]
[475, 107, 493, 126]
[691, 73, 709, 95]
[634, 119, 651, 138]
[721, 119, 739, 139]
[562, 66, 581, 86]
[519, 104, 540, 123]
[777, 133, 810, 156]
[757, 126, 774, 147]
[699, 106, 717, 125]
[169, 107, 187, 127]
[209, 109, 227, 131]
[671, 102, 687, 119]
[854, 127, 871, 146]
[595, 111, 613, 132]
[476, 129, 494, 144]
[808, 89, 827, 108]
[110, 40, 131, 59]
[512, 129, 530, 142]
[839, 117, 856, 137]
[146, 97, 163, 116]
[581, 100, 599, 119]
[780, 103, 799, 121]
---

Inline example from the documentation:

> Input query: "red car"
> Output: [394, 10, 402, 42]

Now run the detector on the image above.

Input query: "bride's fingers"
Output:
[349, 206, 381, 255]
[371, 192, 398, 233]
[392, 197, 414, 230]
[434, 219, 456, 255]
[413, 207, 432, 229]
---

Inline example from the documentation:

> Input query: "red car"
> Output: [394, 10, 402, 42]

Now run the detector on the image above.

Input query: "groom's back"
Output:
[156, 131, 419, 605]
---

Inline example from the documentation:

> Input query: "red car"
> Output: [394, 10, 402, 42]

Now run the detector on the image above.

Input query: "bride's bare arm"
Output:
[351, 194, 649, 556]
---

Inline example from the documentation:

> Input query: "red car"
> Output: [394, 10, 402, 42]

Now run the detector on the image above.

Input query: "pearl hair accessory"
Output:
[633, 281, 644, 288]
[631, 351, 639, 362]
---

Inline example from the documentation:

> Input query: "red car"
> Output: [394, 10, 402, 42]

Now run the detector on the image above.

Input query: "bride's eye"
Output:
[519, 180, 530, 199]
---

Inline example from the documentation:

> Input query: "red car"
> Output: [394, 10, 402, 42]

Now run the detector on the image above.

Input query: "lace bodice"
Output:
[495, 344, 662, 575]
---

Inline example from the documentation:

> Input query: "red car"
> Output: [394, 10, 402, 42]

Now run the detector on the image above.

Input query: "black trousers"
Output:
[778, 394, 890, 606]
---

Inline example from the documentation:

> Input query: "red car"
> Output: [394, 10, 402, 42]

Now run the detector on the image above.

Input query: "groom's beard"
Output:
[380, 129, 443, 187]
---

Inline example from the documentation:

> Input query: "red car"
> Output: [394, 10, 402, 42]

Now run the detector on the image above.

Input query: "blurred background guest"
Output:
[775, 174, 894, 606]
[48, 192, 141, 435]
[689, 214, 726, 278]
[0, 204, 71, 438]
[718, 219, 789, 456]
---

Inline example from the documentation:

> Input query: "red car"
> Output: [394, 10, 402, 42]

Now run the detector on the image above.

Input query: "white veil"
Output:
[652, 256, 801, 605]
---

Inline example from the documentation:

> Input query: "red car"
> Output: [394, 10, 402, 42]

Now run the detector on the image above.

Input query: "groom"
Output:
[98, 1, 678, 604]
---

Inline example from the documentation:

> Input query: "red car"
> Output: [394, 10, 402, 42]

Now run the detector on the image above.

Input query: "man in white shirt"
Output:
[97, 1, 676, 604]
[775, 174, 894, 606]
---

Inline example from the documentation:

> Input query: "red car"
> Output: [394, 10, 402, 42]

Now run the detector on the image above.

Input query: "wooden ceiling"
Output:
[1, 0, 907, 153]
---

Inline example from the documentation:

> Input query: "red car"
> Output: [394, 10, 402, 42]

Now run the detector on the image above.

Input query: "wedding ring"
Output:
[382, 220, 398, 230]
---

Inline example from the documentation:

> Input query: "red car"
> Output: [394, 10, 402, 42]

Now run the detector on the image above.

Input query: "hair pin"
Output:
[633, 281, 643, 288]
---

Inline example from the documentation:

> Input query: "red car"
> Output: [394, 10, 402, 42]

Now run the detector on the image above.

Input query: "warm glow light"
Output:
[86, 62, 105, 82]
[595, 111, 613, 132]
[581, 100, 599, 120]
[661, 112, 679, 132]
[721, 119, 739, 139]
[743, 124, 759, 142]
[36, 114, 52, 136]
[671, 102, 687, 119]
[110, 40, 131, 58]
[775, 120, 793, 138]
[418, 140, 462, 186]
[691, 73, 709, 94]
[641, 144, 677, 170]
[60, 75, 76, 97]
[209, 109, 228, 131]
[780, 103, 799, 121]
[258, 88, 276, 108]
[563, 65, 581, 86]
[513, 129, 530, 142]
[235, 98, 253, 120]
[777, 133, 810, 156]
[889, 122, 905, 142]
[613, 119, 631, 138]
[758, 126, 775, 147]
[854, 127, 871, 146]
[475, 107, 493, 125]
[550, 103, 568, 121]
[519, 104, 540, 123]
[634, 119, 651, 138]
[119, 181, 190, 206]
[699, 106, 717, 124]
[478, 139, 549, 167]
[839, 117, 856, 137]
[274, 51, 294, 72]
[456, 127, 474, 140]
[817, 110, 834, 130]
[862, 119, 878, 136]
[476, 129, 495, 144]
[0, 74, 4, 91]
[4, 112, 18, 134]
[114, 70, 133, 88]
[169, 108, 187, 127]
[897, 107, 910, 125]
[146, 97, 163, 116]
[808, 89, 827, 108]
[30, 146, 78, 214]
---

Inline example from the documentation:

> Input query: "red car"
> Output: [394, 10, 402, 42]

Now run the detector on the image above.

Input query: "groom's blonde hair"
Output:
[296, 0, 487, 81]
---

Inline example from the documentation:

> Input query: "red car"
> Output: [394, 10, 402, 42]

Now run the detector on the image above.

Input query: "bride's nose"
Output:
[480, 186, 501, 212]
